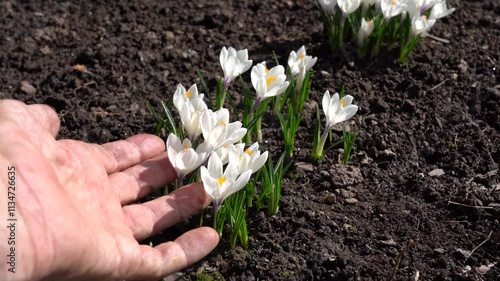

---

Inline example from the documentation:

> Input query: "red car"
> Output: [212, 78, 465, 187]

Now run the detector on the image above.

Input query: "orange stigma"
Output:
[217, 177, 226, 186]
[266, 76, 276, 87]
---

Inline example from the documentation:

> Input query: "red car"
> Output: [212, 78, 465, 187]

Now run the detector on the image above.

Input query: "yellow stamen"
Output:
[390, 1, 396, 6]
[217, 177, 226, 186]
[422, 15, 427, 21]
[245, 149, 253, 156]
[266, 76, 276, 87]
[265, 68, 269, 73]
[183, 145, 189, 150]
[340, 100, 347, 106]
[299, 54, 305, 59]
[186, 91, 192, 98]
[217, 121, 227, 127]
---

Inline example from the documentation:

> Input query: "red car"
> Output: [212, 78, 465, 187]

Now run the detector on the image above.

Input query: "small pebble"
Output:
[434, 248, 445, 254]
[428, 168, 445, 177]
[335, 188, 355, 198]
[20, 81, 36, 95]
[345, 198, 358, 205]
[324, 193, 337, 204]
[456, 248, 471, 258]
[379, 239, 397, 247]
[320, 170, 330, 177]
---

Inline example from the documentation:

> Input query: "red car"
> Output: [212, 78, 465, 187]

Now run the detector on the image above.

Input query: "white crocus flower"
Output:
[219, 46, 253, 88]
[406, 0, 439, 17]
[229, 142, 268, 175]
[361, 0, 376, 15]
[178, 97, 207, 141]
[380, 0, 407, 19]
[313, 90, 359, 160]
[405, 0, 421, 17]
[337, 0, 362, 15]
[411, 14, 436, 36]
[214, 143, 244, 165]
[201, 153, 252, 212]
[362, 0, 376, 8]
[287, 46, 317, 77]
[200, 108, 247, 152]
[322, 90, 359, 129]
[251, 62, 289, 103]
[166, 133, 207, 184]
[357, 18, 375, 46]
[429, 1, 455, 20]
[173, 84, 204, 113]
[288, 46, 317, 93]
[318, 0, 337, 14]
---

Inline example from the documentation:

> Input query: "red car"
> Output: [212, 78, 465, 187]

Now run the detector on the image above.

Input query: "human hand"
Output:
[0, 100, 219, 281]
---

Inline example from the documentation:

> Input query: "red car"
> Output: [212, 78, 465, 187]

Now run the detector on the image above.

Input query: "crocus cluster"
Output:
[169, 45, 318, 220]
[168, 75, 267, 212]
[318, 0, 455, 62]
[203, 143, 268, 213]
[236, 46, 316, 143]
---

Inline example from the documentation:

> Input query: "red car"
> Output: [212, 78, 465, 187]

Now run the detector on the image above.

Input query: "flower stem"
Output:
[176, 174, 184, 189]
[256, 117, 263, 143]
[212, 203, 222, 236]
[312, 126, 330, 160]
[217, 79, 230, 108]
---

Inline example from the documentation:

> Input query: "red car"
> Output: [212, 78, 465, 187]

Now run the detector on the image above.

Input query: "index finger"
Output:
[88, 134, 166, 174]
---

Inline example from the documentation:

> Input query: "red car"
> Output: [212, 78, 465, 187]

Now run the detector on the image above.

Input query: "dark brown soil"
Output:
[1, 0, 499, 280]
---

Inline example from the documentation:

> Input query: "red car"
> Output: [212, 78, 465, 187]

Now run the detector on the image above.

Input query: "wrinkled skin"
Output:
[0, 100, 219, 281]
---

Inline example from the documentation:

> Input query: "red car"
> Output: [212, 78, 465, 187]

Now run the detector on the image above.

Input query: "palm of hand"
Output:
[0, 100, 218, 281]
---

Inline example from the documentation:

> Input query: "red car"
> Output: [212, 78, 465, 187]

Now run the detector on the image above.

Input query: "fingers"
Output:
[95, 134, 166, 174]
[165, 227, 219, 272]
[109, 152, 177, 204]
[123, 182, 212, 241]
[121, 227, 218, 280]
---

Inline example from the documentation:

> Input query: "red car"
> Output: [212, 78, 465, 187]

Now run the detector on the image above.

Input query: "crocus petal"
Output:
[201, 166, 220, 200]
[338, 105, 359, 123]
[318, 0, 337, 14]
[232, 170, 252, 193]
[166, 133, 181, 151]
[250, 151, 268, 174]
[219, 47, 228, 70]
[429, 2, 455, 20]
[256, 77, 267, 98]
[322, 90, 331, 115]
[341, 95, 354, 106]
[207, 152, 223, 178]
[176, 149, 196, 170]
